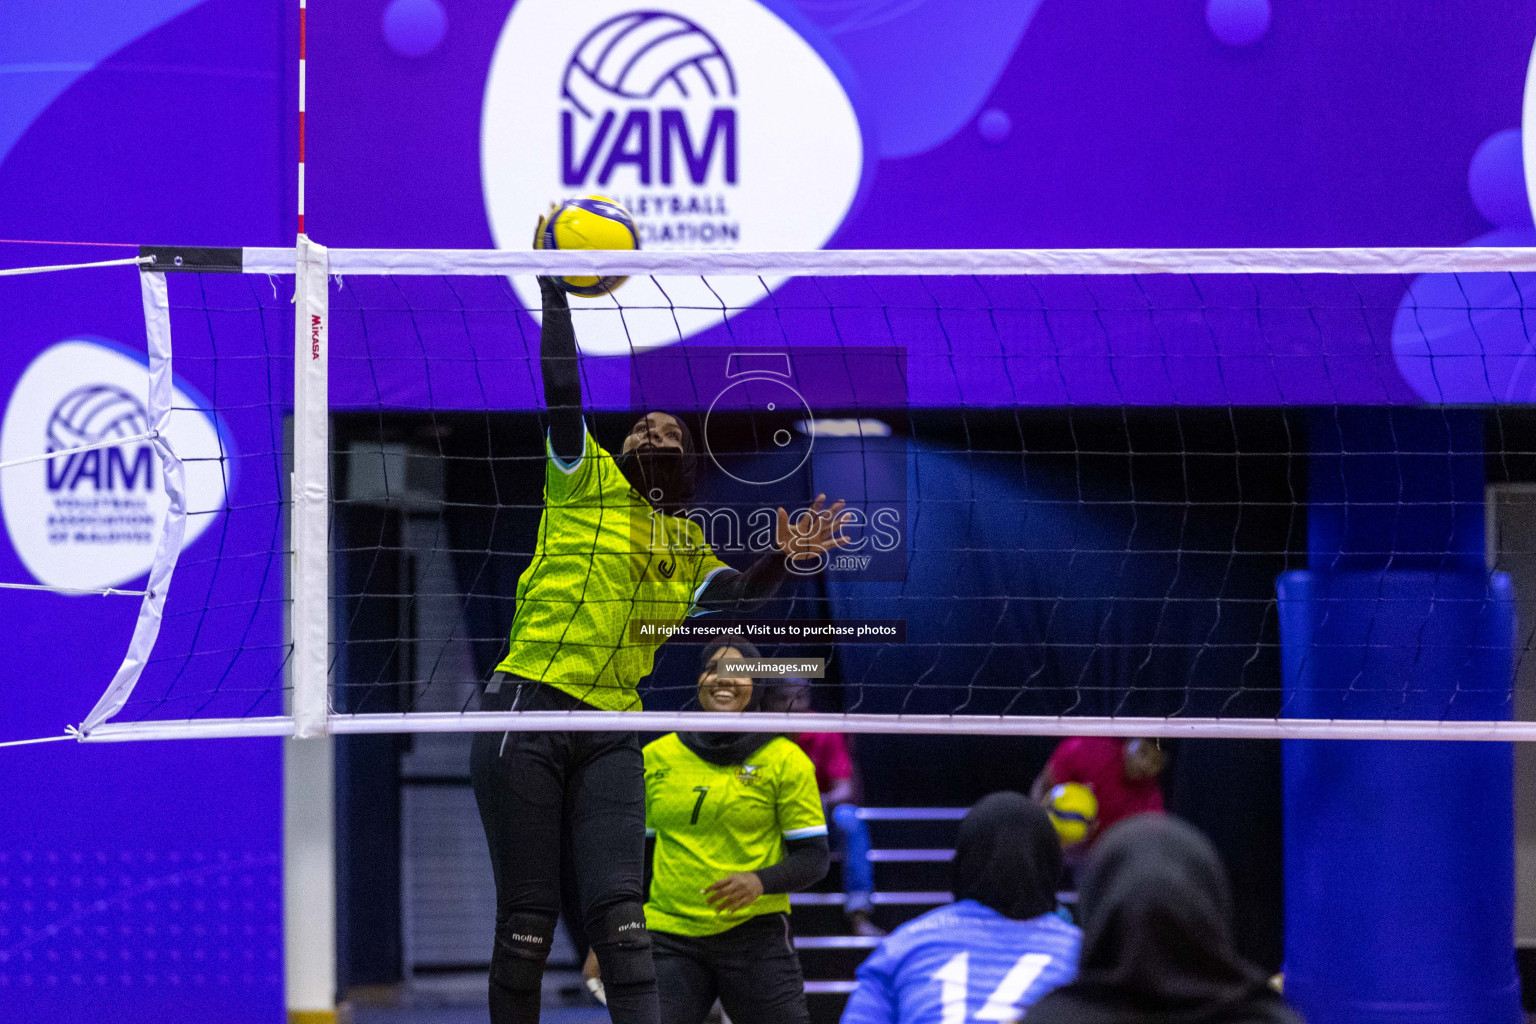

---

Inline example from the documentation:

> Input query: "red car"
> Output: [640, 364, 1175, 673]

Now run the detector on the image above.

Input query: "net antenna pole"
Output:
[297, 0, 307, 239]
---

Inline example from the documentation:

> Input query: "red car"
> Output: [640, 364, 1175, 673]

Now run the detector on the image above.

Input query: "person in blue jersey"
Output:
[841, 792, 1080, 1024]
[1025, 816, 1302, 1024]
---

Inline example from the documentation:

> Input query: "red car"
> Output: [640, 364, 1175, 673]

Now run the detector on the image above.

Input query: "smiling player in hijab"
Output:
[630, 637, 830, 1024]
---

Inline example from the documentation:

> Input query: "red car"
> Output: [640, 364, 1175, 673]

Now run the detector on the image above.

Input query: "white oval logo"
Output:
[481, 0, 865, 355]
[0, 340, 228, 592]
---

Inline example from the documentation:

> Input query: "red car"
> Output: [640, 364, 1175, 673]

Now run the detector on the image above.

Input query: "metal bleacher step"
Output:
[867, 848, 954, 862]
[853, 807, 966, 821]
[792, 890, 953, 906]
[795, 936, 883, 949]
[790, 889, 953, 933]
[795, 936, 883, 978]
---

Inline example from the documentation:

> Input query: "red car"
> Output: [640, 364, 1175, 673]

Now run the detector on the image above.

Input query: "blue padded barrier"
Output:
[1279, 569, 1520, 1024]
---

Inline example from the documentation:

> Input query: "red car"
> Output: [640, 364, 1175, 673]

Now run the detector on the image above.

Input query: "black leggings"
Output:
[653, 914, 811, 1024]
[470, 677, 659, 1024]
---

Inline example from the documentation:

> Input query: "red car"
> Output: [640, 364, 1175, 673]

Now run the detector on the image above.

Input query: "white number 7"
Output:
[933, 951, 1053, 1023]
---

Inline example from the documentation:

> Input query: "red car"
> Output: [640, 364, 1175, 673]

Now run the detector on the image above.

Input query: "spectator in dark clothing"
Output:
[1026, 814, 1303, 1024]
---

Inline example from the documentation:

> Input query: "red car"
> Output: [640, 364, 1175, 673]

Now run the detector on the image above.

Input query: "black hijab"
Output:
[952, 791, 1062, 921]
[678, 638, 774, 766]
[615, 413, 697, 514]
[1026, 814, 1302, 1024]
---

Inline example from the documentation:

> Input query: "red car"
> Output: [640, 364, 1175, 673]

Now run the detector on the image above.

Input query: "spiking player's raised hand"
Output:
[774, 494, 855, 566]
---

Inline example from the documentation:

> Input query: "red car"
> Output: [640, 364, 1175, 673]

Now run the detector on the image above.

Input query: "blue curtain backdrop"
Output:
[819, 418, 1297, 722]
[814, 412, 1297, 967]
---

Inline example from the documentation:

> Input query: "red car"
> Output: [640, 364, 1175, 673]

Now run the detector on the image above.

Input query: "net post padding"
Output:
[290, 236, 330, 738]
[77, 269, 187, 735]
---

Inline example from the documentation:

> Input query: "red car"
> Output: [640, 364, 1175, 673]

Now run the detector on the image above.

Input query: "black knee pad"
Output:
[489, 911, 557, 991]
[588, 901, 655, 987]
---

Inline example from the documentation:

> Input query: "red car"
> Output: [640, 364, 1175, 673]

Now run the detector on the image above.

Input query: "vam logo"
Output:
[0, 340, 228, 593]
[482, 0, 866, 355]
[45, 386, 156, 493]
[562, 12, 737, 205]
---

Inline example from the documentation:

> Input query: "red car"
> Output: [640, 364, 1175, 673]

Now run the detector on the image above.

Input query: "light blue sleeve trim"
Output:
[685, 561, 731, 617]
[685, 565, 735, 617]
[645, 828, 656, 838]
[546, 421, 588, 475]
[783, 824, 829, 840]
[693, 565, 733, 603]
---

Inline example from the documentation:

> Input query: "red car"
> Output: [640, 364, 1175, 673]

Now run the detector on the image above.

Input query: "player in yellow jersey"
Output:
[640, 638, 829, 1024]
[470, 241, 852, 1024]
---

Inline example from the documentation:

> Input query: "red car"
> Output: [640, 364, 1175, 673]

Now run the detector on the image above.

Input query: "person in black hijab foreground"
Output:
[1026, 814, 1303, 1024]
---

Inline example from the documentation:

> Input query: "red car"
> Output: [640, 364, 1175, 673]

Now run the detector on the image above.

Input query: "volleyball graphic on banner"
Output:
[47, 384, 151, 454]
[0, 339, 228, 593]
[563, 12, 733, 114]
[481, 0, 866, 354]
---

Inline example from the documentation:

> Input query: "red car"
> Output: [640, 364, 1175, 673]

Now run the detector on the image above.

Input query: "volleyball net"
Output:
[11, 242, 1536, 742]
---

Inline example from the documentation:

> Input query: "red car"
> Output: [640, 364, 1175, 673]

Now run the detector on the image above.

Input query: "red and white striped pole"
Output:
[297, 0, 307, 238]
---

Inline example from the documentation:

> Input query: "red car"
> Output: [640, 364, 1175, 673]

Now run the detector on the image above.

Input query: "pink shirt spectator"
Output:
[794, 732, 853, 795]
[1047, 737, 1164, 834]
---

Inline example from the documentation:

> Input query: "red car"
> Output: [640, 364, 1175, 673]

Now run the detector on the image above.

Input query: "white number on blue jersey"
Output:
[931, 951, 1054, 1023]
[933, 951, 970, 1024]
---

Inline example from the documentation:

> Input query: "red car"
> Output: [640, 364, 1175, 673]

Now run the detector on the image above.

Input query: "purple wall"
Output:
[0, 3, 288, 1019]
[0, 1, 1533, 1019]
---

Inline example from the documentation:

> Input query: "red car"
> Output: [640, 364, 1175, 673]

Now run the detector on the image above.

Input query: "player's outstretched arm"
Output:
[536, 277, 585, 463]
[693, 495, 855, 614]
[690, 550, 789, 615]
[532, 210, 583, 463]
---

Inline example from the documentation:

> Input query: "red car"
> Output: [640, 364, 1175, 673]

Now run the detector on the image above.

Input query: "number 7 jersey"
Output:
[642, 733, 827, 937]
[841, 900, 1081, 1024]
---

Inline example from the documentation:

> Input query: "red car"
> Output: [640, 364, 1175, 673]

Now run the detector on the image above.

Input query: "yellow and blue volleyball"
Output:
[539, 195, 639, 297]
[1046, 782, 1099, 847]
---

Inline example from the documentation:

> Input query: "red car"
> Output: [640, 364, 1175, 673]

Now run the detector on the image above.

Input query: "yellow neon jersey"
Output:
[643, 733, 827, 937]
[495, 426, 730, 711]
